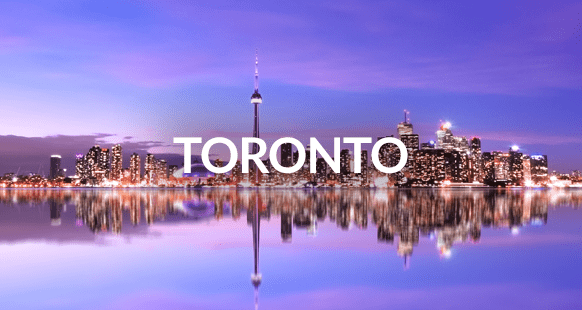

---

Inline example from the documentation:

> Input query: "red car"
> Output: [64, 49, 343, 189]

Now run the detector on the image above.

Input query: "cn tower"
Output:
[250, 50, 262, 310]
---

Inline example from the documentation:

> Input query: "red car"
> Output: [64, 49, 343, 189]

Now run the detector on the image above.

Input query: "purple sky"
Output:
[1, 0, 581, 174]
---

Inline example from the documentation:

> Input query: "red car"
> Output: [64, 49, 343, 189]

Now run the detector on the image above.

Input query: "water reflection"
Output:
[1, 189, 580, 256]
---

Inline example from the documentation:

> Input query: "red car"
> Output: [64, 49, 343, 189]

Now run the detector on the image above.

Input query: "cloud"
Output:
[0, 134, 184, 175]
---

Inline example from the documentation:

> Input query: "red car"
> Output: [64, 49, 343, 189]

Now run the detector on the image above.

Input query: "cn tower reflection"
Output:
[251, 193, 262, 310]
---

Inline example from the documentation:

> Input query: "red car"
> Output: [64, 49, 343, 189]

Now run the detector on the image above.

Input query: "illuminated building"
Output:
[130, 153, 141, 184]
[145, 153, 156, 185]
[75, 154, 86, 178]
[49, 155, 62, 179]
[315, 157, 328, 183]
[281, 143, 293, 167]
[95, 148, 110, 180]
[360, 150, 369, 186]
[469, 137, 482, 182]
[436, 122, 453, 150]
[340, 149, 351, 182]
[85, 145, 101, 179]
[409, 149, 446, 185]
[397, 110, 413, 136]
[158, 159, 168, 183]
[493, 151, 510, 182]
[522, 155, 532, 185]
[400, 134, 419, 152]
[111, 144, 122, 181]
[482, 152, 494, 183]
[508, 146, 524, 186]
[444, 151, 469, 183]
[530, 155, 548, 184]
[421, 140, 436, 150]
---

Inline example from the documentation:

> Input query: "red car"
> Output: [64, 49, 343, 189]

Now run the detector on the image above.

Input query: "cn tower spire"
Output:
[254, 49, 259, 92]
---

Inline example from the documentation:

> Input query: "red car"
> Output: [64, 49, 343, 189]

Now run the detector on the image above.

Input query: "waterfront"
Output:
[1, 188, 581, 309]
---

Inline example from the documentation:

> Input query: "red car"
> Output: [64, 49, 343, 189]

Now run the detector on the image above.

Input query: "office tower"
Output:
[493, 151, 510, 182]
[436, 122, 469, 153]
[522, 155, 532, 185]
[482, 152, 494, 183]
[340, 149, 351, 182]
[158, 159, 168, 182]
[470, 137, 482, 182]
[436, 122, 454, 150]
[232, 160, 242, 183]
[409, 149, 446, 185]
[508, 146, 524, 186]
[398, 110, 418, 152]
[49, 155, 61, 179]
[400, 134, 419, 152]
[111, 144, 122, 181]
[130, 153, 141, 184]
[75, 154, 86, 178]
[530, 155, 548, 184]
[316, 157, 328, 183]
[86, 145, 101, 178]
[95, 148, 110, 180]
[251, 50, 262, 184]
[281, 143, 293, 167]
[444, 151, 469, 183]
[145, 154, 156, 185]
[397, 110, 413, 136]
[360, 150, 368, 186]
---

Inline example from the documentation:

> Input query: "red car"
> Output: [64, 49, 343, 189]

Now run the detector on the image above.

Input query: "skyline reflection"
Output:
[1, 189, 580, 262]
[1, 188, 581, 310]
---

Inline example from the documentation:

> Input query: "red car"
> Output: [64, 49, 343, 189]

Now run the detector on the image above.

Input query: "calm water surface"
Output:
[1, 188, 581, 310]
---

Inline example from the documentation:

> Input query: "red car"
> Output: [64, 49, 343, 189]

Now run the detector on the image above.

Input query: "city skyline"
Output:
[1, 1, 581, 174]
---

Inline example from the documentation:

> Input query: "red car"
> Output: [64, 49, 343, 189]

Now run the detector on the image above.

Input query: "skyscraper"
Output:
[281, 143, 293, 167]
[397, 110, 413, 136]
[111, 144, 122, 181]
[145, 153, 156, 185]
[470, 137, 482, 182]
[49, 155, 61, 179]
[75, 154, 86, 178]
[130, 153, 141, 184]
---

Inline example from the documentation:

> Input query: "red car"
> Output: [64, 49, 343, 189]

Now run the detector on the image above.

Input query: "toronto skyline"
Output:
[0, 1, 581, 176]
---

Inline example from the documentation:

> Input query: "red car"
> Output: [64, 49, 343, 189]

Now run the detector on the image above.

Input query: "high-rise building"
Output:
[315, 157, 328, 183]
[85, 145, 101, 178]
[75, 154, 86, 178]
[409, 149, 446, 185]
[493, 151, 510, 182]
[158, 159, 168, 183]
[49, 155, 61, 179]
[400, 134, 419, 152]
[95, 148, 110, 180]
[530, 155, 548, 184]
[281, 143, 293, 167]
[111, 144, 122, 181]
[360, 150, 368, 186]
[469, 137, 482, 182]
[130, 153, 141, 184]
[397, 110, 413, 136]
[145, 154, 156, 185]
[340, 149, 351, 182]
[508, 146, 524, 186]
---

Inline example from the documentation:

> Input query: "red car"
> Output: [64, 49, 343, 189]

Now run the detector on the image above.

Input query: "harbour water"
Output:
[0, 188, 581, 309]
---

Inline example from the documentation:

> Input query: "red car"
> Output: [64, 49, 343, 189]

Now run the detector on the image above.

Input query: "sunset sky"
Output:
[0, 0, 581, 174]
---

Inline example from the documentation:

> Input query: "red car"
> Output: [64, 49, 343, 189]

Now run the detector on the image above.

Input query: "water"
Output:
[0, 188, 581, 310]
